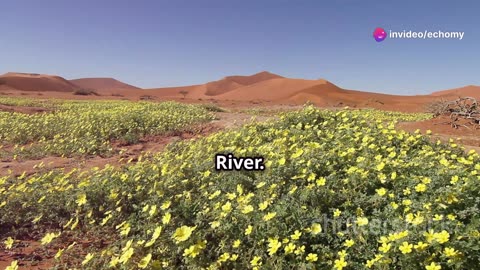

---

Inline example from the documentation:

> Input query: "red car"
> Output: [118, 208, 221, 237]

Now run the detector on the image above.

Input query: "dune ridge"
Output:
[431, 85, 480, 99]
[0, 72, 78, 92]
[70, 78, 140, 91]
[1, 70, 477, 113]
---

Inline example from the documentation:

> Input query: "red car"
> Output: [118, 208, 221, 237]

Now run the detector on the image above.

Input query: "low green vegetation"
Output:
[0, 98, 215, 159]
[2, 106, 478, 269]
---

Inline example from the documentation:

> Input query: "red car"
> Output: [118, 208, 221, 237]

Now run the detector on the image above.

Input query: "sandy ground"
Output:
[397, 115, 480, 153]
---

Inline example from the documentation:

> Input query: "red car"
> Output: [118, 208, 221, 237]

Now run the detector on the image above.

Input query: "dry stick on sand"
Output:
[430, 97, 480, 129]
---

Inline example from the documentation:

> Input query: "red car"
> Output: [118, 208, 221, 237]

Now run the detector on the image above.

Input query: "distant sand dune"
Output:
[70, 78, 140, 91]
[431, 85, 480, 99]
[1, 70, 478, 113]
[214, 78, 324, 101]
[0, 72, 78, 92]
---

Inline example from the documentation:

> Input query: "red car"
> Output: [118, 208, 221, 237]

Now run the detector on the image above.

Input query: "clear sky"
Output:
[1, 0, 478, 94]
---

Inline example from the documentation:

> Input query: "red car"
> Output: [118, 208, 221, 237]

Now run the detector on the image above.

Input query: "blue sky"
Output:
[1, 0, 478, 94]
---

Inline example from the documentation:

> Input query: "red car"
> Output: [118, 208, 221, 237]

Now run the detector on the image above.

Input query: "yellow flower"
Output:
[424, 230, 435, 243]
[119, 248, 134, 264]
[210, 221, 220, 229]
[402, 199, 412, 206]
[294, 245, 305, 255]
[267, 238, 282, 255]
[241, 205, 254, 214]
[259, 201, 269, 211]
[306, 253, 318, 262]
[184, 240, 207, 258]
[399, 241, 413, 254]
[221, 202, 232, 212]
[138, 253, 152, 269]
[184, 245, 199, 258]
[250, 256, 262, 266]
[379, 243, 391, 253]
[291, 230, 302, 240]
[310, 223, 322, 234]
[376, 188, 387, 196]
[245, 225, 253, 235]
[450, 175, 459, 184]
[434, 230, 450, 244]
[412, 212, 424, 225]
[443, 247, 458, 257]
[376, 162, 385, 171]
[263, 212, 277, 221]
[425, 262, 441, 270]
[415, 183, 427, 192]
[422, 177, 431, 184]
[161, 200, 171, 210]
[232, 239, 241, 248]
[145, 226, 162, 247]
[316, 177, 326, 186]
[365, 259, 375, 268]
[4, 237, 14, 249]
[40, 232, 60, 245]
[54, 248, 64, 259]
[378, 236, 389, 244]
[5, 260, 18, 270]
[344, 239, 355, 248]
[81, 253, 94, 265]
[292, 149, 304, 158]
[334, 257, 348, 270]
[405, 213, 414, 223]
[172, 225, 195, 243]
[333, 209, 342, 217]
[226, 192, 236, 200]
[76, 193, 87, 206]
[285, 243, 296, 254]
[356, 217, 369, 226]
[217, 252, 230, 263]
[447, 214, 456, 221]
[149, 205, 157, 216]
[414, 241, 428, 251]
[162, 212, 171, 224]
[256, 182, 266, 188]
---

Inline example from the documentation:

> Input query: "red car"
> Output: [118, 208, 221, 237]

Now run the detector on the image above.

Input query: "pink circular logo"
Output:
[373, 27, 387, 42]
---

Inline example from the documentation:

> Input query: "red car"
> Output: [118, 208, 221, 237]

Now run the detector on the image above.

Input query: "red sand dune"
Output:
[1, 70, 476, 113]
[224, 71, 284, 86]
[0, 72, 78, 92]
[147, 72, 437, 112]
[204, 71, 283, 96]
[431, 85, 480, 99]
[70, 78, 140, 90]
[211, 77, 435, 112]
[289, 84, 435, 112]
[214, 78, 324, 100]
[147, 71, 283, 98]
